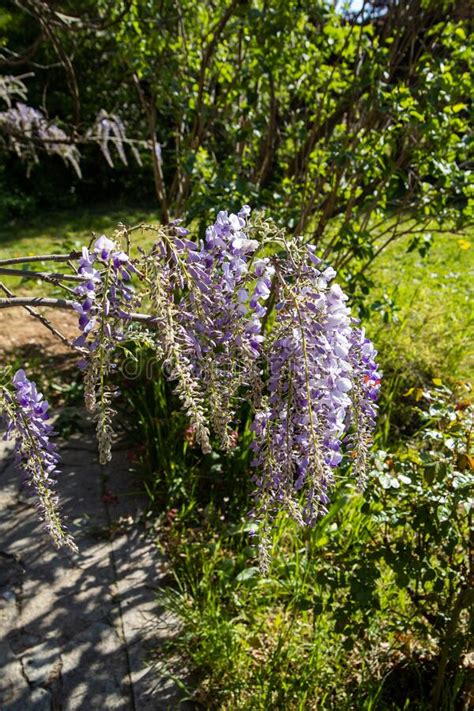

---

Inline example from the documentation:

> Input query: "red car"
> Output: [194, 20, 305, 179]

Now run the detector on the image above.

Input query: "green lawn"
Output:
[0, 203, 162, 295]
[0, 202, 162, 260]
[367, 229, 473, 382]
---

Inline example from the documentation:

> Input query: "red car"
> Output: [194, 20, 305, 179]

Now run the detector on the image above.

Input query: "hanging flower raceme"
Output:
[73, 235, 138, 464]
[346, 326, 382, 485]
[0, 102, 82, 177]
[73, 235, 137, 351]
[0, 206, 381, 563]
[143, 206, 275, 452]
[0, 77, 144, 178]
[176, 206, 271, 445]
[250, 241, 381, 545]
[0, 370, 77, 552]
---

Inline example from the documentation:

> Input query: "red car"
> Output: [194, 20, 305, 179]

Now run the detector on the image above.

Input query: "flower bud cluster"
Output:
[0, 370, 77, 552]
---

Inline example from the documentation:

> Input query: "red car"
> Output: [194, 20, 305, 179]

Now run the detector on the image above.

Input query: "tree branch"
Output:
[0, 297, 155, 324]
[0, 267, 87, 282]
[0, 281, 84, 352]
[0, 253, 81, 267]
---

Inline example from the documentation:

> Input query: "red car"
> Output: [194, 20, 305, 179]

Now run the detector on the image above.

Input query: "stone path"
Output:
[0, 416, 188, 711]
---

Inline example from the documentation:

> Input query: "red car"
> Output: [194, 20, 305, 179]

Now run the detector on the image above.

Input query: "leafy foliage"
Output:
[154, 382, 473, 709]
[1, 1, 472, 275]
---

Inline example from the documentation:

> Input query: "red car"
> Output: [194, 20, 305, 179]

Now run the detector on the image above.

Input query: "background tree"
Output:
[1, 0, 472, 281]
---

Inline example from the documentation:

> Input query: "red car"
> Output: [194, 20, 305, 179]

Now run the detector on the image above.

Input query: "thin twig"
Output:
[0, 252, 81, 266]
[0, 267, 87, 282]
[0, 282, 85, 353]
[0, 297, 155, 324]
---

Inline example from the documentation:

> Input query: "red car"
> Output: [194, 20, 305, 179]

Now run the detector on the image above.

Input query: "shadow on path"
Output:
[0, 419, 189, 711]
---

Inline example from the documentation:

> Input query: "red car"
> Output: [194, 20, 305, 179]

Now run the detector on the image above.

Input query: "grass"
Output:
[367, 230, 473, 382]
[0, 202, 163, 296]
[364, 230, 473, 446]
[0, 201, 162, 257]
[0, 204, 159, 296]
[136, 375, 471, 709]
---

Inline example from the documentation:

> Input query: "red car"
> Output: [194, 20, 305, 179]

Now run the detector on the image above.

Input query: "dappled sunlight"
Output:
[0, 421, 188, 710]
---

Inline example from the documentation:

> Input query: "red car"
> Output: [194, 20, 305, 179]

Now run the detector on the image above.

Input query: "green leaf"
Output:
[235, 566, 260, 583]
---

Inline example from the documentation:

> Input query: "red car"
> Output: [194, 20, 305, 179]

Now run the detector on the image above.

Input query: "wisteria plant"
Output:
[0, 207, 381, 567]
[0, 74, 150, 179]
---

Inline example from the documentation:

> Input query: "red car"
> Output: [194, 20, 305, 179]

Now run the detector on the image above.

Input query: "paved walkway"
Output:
[0, 415, 187, 710]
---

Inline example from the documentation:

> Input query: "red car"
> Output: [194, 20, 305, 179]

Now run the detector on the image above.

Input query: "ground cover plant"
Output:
[151, 380, 472, 710]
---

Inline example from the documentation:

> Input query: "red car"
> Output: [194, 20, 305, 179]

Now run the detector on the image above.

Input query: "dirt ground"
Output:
[0, 307, 79, 359]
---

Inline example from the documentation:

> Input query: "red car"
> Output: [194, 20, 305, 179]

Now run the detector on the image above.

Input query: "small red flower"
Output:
[166, 508, 178, 523]
[184, 425, 196, 447]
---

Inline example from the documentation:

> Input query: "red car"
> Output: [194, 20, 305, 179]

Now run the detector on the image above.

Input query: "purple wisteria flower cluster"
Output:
[73, 234, 136, 352]
[139, 208, 381, 549]
[73, 235, 137, 463]
[0, 205, 381, 560]
[249, 246, 381, 535]
[0, 102, 82, 176]
[0, 370, 77, 552]
[87, 110, 143, 169]
[0, 76, 145, 178]
[144, 206, 275, 452]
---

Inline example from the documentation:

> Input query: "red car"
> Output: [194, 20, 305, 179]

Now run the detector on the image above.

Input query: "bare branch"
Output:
[0, 281, 85, 352]
[0, 253, 81, 266]
[0, 267, 87, 282]
[0, 297, 155, 324]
